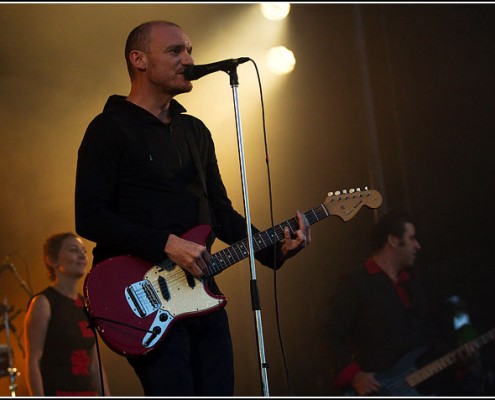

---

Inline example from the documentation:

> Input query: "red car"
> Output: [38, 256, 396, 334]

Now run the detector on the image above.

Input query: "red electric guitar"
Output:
[83, 188, 382, 357]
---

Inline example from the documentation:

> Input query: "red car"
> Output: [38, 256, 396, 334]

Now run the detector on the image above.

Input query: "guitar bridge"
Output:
[125, 280, 161, 318]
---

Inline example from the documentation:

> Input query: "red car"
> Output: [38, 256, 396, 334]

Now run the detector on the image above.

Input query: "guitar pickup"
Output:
[185, 271, 196, 289]
[158, 276, 170, 301]
[125, 280, 161, 318]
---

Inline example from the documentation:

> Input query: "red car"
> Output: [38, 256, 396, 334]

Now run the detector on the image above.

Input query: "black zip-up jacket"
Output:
[75, 95, 282, 282]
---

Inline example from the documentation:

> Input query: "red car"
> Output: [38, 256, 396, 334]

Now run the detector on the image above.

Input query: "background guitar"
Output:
[344, 326, 495, 396]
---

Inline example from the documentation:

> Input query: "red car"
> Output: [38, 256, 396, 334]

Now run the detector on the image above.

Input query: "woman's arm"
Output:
[24, 295, 50, 396]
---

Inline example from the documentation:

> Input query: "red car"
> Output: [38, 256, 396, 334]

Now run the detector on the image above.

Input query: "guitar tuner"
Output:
[328, 188, 368, 198]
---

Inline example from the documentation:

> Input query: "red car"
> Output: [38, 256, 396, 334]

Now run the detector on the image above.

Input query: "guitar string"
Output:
[370, 329, 495, 393]
[130, 196, 375, 311]
[104, 194, 371, 317]
[136, 206, 331, 308]
[407, 329, 495, 387]
[127, 196, 373, 313]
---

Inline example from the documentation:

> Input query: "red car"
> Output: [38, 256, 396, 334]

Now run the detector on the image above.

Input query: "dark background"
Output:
[1, 3, 494, 396]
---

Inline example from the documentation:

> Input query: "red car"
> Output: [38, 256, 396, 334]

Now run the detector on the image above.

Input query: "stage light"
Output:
[260, 3, 291, 21]
[266, 46, 296, 75]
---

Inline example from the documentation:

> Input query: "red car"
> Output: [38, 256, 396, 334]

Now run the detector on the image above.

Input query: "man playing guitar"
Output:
[324, 212, 478, 396]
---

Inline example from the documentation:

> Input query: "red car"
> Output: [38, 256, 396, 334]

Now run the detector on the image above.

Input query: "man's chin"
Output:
[175, 81, 193, 94]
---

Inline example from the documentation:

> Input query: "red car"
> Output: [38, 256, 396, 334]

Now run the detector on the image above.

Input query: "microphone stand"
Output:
[226, 66, 270, 396]
[3, 298, 19, 397]
[9, 263, 32, 297]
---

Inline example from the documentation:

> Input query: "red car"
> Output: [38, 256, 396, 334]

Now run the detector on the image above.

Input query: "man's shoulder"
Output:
[335, 265, 369, 288]
[341, 264, 369, 278]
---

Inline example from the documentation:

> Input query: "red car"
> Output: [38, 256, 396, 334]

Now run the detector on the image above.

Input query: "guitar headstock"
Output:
[323, 187, 383, 222]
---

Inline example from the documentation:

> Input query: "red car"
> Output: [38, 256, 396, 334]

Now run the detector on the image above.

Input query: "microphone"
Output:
[184, 57, 250, 81]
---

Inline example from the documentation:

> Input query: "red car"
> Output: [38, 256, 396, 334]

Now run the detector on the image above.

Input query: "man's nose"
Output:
[182, 52, 194, 65]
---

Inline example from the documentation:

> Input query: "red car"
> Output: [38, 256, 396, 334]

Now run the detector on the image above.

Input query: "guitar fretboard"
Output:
[205, 205, 329, 277]
[407, 327, 495, 387]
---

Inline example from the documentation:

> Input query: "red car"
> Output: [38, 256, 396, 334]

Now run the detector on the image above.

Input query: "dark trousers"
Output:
[127, 308, 234, 396]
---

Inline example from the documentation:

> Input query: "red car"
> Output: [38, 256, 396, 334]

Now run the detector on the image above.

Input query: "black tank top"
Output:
[33, 286, 98, 396]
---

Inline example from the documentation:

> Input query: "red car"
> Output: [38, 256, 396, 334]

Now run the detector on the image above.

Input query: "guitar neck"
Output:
[407, 327, 495, 387]
[205, 204, 329, 277]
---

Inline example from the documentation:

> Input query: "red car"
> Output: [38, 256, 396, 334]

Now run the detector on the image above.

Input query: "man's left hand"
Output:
[280, 210, 311, 259]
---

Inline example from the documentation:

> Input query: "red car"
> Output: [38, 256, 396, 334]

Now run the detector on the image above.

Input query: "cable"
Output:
[83, 305, 106, 396]
[93, 326, 106, 396]
[250, 59, 294, 395]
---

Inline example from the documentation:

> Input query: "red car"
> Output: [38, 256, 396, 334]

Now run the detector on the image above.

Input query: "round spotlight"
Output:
[260, 3, 291, 21]
[266, 46, 296, 75]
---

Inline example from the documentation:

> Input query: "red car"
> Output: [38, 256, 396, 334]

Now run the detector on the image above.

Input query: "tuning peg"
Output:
[356, 187, 361, 192]
[364, 186, 368, 190]
[327, 192, 334, 197]
[349, 188, 355, 193]
[335, 191, 341, 195]
[342, 189, 347, 194]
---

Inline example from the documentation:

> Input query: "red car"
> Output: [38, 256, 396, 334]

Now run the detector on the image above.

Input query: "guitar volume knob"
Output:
[159, 313, 169, 322]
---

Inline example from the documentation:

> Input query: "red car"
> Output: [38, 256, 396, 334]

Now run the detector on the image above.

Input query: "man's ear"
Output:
[129, 50, 147, 72]
[387, 234, 400, 248]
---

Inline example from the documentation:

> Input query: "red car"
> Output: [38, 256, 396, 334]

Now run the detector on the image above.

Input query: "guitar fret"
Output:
[219, 249, 234, 265]
[213, 252, 226, 270]
[209, 257, 219, 274]
[233, 242, 246, 260]
[273, 226, 284, 241]
[289, 219, 298, 232]
[279, 220, 295, 235]
[227, 247, 241, 264]
[258, 231, 273, 247]
[254, 234, 265, 251]
[265, 227, 277, 242]
[212, 250, 232, 273]
[238, 241, 250, 258]
[309, 209, 319, 224]
[259, 232, 269, 246]
[306, 205, 325, 224]
[209, 256, 221, 275]
[316, 205, 328, 219]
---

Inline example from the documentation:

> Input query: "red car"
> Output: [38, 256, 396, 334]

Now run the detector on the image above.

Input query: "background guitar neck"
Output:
[407, 327, 495, 387]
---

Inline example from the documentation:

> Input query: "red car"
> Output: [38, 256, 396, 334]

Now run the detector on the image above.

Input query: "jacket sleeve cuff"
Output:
[335, 361, 361, 388]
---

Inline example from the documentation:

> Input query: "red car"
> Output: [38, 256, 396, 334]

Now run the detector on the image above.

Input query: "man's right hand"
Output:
[164, 234, 210, 278]
[351, 371, 381, 396]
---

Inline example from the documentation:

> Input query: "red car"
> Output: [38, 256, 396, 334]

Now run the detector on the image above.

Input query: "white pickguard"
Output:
[144, 263, 224, 317]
